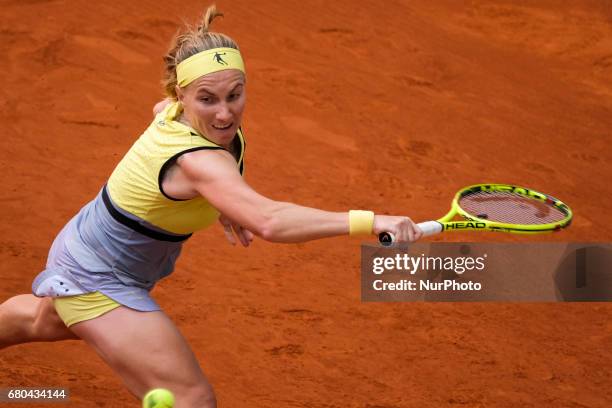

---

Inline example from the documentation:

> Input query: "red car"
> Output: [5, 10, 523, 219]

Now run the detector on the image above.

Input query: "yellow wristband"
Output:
[349, 210, 375, 236]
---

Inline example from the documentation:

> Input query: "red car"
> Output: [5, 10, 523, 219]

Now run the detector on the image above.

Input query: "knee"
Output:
[31, 298, 75, 341]
[0, 296, 36, 331]
[0, 295, 37, 348]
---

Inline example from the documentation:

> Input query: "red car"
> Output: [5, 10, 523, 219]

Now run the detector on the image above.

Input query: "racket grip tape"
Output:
[378, 221, 443, 245]
[418, 221, 443, 236]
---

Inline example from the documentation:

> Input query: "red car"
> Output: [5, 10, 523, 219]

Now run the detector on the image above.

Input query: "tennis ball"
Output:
[142, 388, 175, 408]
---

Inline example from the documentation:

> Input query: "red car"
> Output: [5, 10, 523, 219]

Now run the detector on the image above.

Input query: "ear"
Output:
[175, 85, 184, 102]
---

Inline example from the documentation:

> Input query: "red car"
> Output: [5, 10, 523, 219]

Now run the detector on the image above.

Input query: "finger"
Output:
[240, 227, 253, 247]
[407, 227, 415, 242]
[396, 220, 408, 243]
[233, 225, 250, 247]
[223, 225, 236, 245]
[408, 219, 422, 242]
[239, 231, 250, 247]
[243, 229, 254, 242]
[399, 218, 414, 243]
[404, 220, 415, 242]
[396, 228, 408, 243]
[405, 218, 420, 242]
[414, 224, 423, 241]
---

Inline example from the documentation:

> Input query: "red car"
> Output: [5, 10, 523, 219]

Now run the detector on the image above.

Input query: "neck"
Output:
[177, 112, 192, 128]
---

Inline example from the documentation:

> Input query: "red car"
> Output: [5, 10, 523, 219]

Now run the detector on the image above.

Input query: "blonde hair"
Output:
[162, 5, 240, 98]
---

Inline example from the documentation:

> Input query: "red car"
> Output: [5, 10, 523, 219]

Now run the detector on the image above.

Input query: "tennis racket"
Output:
[379, 183, 573, 245]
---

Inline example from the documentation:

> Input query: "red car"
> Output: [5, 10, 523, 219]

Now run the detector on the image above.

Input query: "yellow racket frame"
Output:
[438, 183, 573, 233]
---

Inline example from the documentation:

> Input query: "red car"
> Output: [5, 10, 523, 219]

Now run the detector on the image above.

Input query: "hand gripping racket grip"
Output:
[378, 221, 443, 246]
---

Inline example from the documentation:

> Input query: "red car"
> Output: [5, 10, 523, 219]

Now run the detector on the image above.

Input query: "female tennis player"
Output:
[0, 6, 421, 407]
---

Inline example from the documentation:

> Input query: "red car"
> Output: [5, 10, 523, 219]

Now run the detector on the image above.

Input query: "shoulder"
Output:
[177, 148, 240, 182]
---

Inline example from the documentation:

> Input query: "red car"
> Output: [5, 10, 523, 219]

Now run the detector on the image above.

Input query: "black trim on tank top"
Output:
[158, 130, 246, 201]
[158, 146, 224, 201]
[101, 185, 192, 242]
[233, 133, 246, 175]
[238, 135, 245, 175]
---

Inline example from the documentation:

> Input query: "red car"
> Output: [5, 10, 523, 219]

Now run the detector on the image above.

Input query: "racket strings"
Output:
[458, 191, 567, 225]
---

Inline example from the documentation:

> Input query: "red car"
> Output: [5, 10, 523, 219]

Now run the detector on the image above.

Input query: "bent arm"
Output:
[153, 98, 173, 116]
[178, 150, 349, 243]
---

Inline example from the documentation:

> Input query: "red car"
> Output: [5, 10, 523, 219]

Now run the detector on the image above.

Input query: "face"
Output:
[176, 69, 246, 148]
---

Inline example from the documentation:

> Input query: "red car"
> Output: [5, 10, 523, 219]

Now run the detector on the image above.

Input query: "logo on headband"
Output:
[213, 52, 228, 66]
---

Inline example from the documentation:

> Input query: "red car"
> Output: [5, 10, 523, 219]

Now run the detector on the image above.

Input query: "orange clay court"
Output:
[1, 1, 612, 407]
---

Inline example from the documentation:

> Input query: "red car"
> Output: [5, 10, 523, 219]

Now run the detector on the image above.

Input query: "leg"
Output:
[0, 294, 78, 350]
[69, 306, 216, 408]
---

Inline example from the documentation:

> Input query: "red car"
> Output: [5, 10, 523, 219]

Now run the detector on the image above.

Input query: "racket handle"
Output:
[378, 221, 442, 246]
[378, 232, 395, 246]
[418, 221, 443, 236]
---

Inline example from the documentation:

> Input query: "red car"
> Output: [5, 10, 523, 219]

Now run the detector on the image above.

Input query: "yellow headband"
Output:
[176, 47, 245, 87]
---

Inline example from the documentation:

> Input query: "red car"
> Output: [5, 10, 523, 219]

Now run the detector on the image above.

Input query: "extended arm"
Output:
[178, 149, 421, 243]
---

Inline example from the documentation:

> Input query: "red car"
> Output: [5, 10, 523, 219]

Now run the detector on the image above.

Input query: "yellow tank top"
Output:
[106, 101, 245, 235]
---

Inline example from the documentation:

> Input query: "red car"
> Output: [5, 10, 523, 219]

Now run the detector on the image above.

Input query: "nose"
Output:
[215, 102, 232, 122]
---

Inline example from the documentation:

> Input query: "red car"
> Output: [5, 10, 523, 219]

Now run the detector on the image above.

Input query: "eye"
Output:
[228, 92, 241, 101]
[199, 96, 214, 104]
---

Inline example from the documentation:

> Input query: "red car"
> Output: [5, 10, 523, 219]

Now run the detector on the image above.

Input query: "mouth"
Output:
[212, 123, 233, 130]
